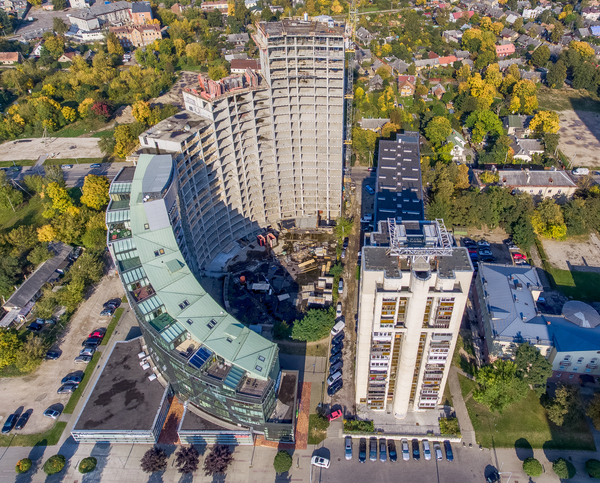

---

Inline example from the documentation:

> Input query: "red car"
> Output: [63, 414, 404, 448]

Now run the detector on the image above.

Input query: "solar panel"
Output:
[188, 346, 213, 369]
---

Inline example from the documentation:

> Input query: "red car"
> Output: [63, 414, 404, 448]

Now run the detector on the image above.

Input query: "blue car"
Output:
[359, 438, 367, 463]
[89, 163, 101, 168]
[444, 440, 454, 461]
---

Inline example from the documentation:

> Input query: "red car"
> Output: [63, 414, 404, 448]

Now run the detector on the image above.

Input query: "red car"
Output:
[513, 253, 527, 260]
[328, 410, 343, 421]
[89, 330, 105, 339]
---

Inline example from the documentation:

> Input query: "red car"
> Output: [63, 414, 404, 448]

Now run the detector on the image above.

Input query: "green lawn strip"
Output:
[0, 422, 67, 447]
[43, 157, 108, 166]
[537, 88, 600, 113]
[458, 375, 595, 451]
[100, 307, 124, 346]
[91, 129, 115, 138]
[51, 118, 113, 138]
[0, 160, 36, 167]
[308, 414, 328, 445]
[548, 269, 600, 302]
[63, 352, 101, 414]
[0, 195, 45, 232]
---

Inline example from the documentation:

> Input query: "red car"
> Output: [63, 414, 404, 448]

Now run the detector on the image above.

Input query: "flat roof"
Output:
[438, 248, 473, 278]
[73, 339, 167, 432]
[180, 408, 226, 431]
[140, 111, 211, 146]
[257, 18, 345, 37]
[114, 167, 136, 183]
[363, 246, 401, 278]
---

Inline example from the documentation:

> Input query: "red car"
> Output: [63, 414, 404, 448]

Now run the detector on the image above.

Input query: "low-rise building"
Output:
[583, 6, 600, 20]
[0, 52, 22, 64]
[397, 77, 415, 97]
[510, 137, 544, 162]
[227, 33, 249, 45]
[359, 118, 390, 134]
[356, 26, 375, 43]
[503, 114, 533, 136]
[369, 74, 383, 91]
[446, 129, 467, 162]
[497, 169, 577, 198]
[110, 24, 162, 48]
[442, 29, 463, 43]
[230, 58, 260, 73]
[131, 1, 153, 24]
[200, 0, 229, 13]
[495, 43, 516, 57]
[69, 1, 134, 31]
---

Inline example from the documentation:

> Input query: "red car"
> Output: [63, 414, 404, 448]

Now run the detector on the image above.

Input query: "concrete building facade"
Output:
[355, 133, 473, 418]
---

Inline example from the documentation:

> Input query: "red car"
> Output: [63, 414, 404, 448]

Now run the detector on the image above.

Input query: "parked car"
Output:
[338, 278, 344, 294]
[332, 338, 343, 351]
[365, 185, 375, 195]
[359, 438, 367, 463]
[330, 344, 342, 357]
[478, 248, 493, 256]
[70, 247, 82, 260]
[45, 351, 60, 360]
[462, 238, 477, 247]
[57, 384, 78, 394]
[327, 379, 343, 396]
[14, 412, 30, 430]
[89, 163, 101, 168]
[467, 248, 477, 254]
[80, 346, 96, 357]
[61, 374, 83, 384]
[311, 456, 330, 468]
[480, 256, 495, 263]
[328, 409, 343, 422]
[369, 438, 377, 461]
[332, 329, 345, 342]
[61, 164, 73, 169]
[379, 438, 387, 462]
[82, 337, 102, 347]
[345, 436, 353, 460]
[100, 308, 115, 317]
[513, 253, 527, 260]
[573, 167, 590, 176]
[327, 370, 342, 386]
[412, 439, 420, 460]
[43, 408, 61, 419]
[329, 352, 342, 365]
[434, 443, 443, 461]
[27, 322, 43, 332]
[367, 167, 375, 172]
[104, 298, 121, 309]
[336, 301, 342, 318]
[401, 439, 410, 461]
[1, 414, 17, 434]
[89, 330, 105, 339]
[341, 249, 346, 259]
[388, 440, 397, 462]
[343, 237, 349, 249]
[423, 440, 431, 460]
[444, 440, 454, 461]
[74, 355, 92, 364]
[329, 360, 343, 374]
[331, 320, 345, 337]
[477, 240, 490, 247]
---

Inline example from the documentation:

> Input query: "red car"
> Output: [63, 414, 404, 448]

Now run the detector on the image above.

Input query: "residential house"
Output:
[496, 43, 516, 57]
[501, 28, 519, 41]
[372, 58, 388, 71]
[497, 169, 577, 198]
[398, 76, 416, 96]
[578, 27, 591, 38]
[359, 118, 390, 134]
[244, 0, 257, 8]
[30, 42, 43, 58]
[356, 26, 375, 44]
[171, 3, 185, 14]
[438, 55, 457, 66]
[227, 33, 249, 45]
[1, 0, 28, 17]
[369, 74, 383, 91]
[442, 29, 463, 43]
[522, 5, 550, 18]
[200, 0, 229, 14]
[591, 25, 600, 36]
[505, 12, 521, 24]
[447, 129, 467, 162]
[0, 52, 22, 64]
[230, 58, 260, 73]
[455, 50, 470, 59]
[498, 58, 523, 70]
[356, 48, 372, 63]
[510, 137, 544, 162]
[57, 51, 79, 62]
[431, 83, 446, 100]
[583, 6, 600, 20]
[69, 1, 135, 31]
[69, 0, 89, 8]
[451, 10, 474, 21]
[131, 1, 152, 24]
[414, 58, 439, 70]
[503, 114, 532, 135]
[520, 69, 544, 82]
[387, 58, 408, 74]
[109, 24, 162, 48]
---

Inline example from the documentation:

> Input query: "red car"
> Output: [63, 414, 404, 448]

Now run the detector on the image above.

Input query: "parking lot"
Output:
[0, 273, 124, 436]
[13, 7, 73, 39]
[0, 137, 102, 161]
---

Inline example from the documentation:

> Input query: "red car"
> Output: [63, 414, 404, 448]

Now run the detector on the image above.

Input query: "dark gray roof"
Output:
[131, 1, 151, 13]
[363, 246, 401, 278]
[438, 248, 473, 278]
[114, 166, 135, 183]
[73, 339, 168, 432]
[3, 242, 71, 310]
[499, 169, 576, 187]
[375, 132, 423, 224]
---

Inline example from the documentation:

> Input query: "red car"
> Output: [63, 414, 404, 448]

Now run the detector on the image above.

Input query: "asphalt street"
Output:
[8, 162, 128, 187]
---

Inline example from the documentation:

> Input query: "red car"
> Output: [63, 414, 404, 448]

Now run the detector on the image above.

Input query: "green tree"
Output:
[81, 175, 109, 210]
[46, 182, 74, 214]
[473, 360, 528, 413]
[0, 9, 13, 34]
[43, 455, 66, 475]
[0, 328, 22, 369]
[514, 343, 552, 397]
[208, 64, 229, 81]
[531, 45, 550, 67]
[543, 383, 582, 426]
[53, 17, 69, 35]
[15, 458, 32, 474]
[44, 165, 66, 187]
[78, 457, 97, 474]
[0, 170, 23, 209]
[273, 450, 293, 474]
[553, 458, 576, 479]
[291, 308, 335, 342]
[51, 0, 67, 10]
[586, 459, 600, 478]
[532, 198, 567, 240]
[586, 394, 600, 429]
[425, 116, 452, 146]
[523, 458, 543, 477]
[573, 62, 597, 90]
[335, 217, 353, 245]
[0, 255, 21, 296]
[14, 333, 46, 373]
[465, 110, 503, 143]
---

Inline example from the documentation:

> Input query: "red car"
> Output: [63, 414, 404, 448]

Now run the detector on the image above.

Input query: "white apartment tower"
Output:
[355, 133, 473, 418]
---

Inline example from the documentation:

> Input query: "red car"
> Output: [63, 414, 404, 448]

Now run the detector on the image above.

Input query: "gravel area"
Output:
[558, 110, 600, 168]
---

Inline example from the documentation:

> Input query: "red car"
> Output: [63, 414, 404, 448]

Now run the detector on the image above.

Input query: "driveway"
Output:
[0, 272, 124, 435]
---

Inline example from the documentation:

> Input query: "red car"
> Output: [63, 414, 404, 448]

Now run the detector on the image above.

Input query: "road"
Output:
[8, 162, 128, 188]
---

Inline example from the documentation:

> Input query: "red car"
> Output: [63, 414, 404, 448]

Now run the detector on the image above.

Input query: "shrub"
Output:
[15, 458, 32, 474]
[273, 450, 293, 474]
[439, 417, 461, 436]
[553, 458, 576, 479]
[523, 457, 543, 477]
[78, 457, 97, 474]
[587, 459, 600, 478]
[43, 455, 66, 475]
[343, 419, 374, 433]
[140, 447, 168, 473]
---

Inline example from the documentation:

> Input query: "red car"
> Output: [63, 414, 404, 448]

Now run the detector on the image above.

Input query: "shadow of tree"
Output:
[81, 442, 111, 483]
[15, 444, 47, 483]
[515, 438, 533, 461]
[43, 437, 78, 483]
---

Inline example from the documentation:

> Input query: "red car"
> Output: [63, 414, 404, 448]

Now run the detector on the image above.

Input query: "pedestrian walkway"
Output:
[448, 366, 476, 446]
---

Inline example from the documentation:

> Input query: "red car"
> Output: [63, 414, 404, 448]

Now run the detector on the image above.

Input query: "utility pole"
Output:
[6, 193, 14, 212]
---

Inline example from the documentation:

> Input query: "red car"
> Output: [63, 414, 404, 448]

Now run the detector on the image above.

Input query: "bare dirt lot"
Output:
[0, 137, 102, 161]
[153, 71, 200, 109]
[541, 233, 600, 272]
[14, 7, 74, 38]
[557, 110, 600, 168]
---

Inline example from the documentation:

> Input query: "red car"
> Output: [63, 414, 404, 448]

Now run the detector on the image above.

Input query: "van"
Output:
[331, 320, 346, 336]
[573, 167, 590, 176]
[327, 371, 342, 386]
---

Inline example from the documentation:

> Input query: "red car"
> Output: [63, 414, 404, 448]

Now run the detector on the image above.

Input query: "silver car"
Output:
[401, 438, 410, 461]
[345, 436, 352, 460]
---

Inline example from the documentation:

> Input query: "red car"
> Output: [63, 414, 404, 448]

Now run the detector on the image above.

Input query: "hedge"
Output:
[78, 457, 97, 474]
[15, 458, 32, 474]
[523, 457, 543, 477]
[43, 455, 66, 475]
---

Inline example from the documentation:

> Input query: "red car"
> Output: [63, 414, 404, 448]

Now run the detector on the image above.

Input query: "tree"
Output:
[586, 459, 600, 478]
[107, 32, 124, 56]
[569, 40, 595, 60]
[51, 0, 67, 10]
[553, 458, 576, 479]
[547, 60, 567, 89]
[473, 360, 528, 413]
[543, 383, 582, 426]
[43, 455, 66, 475]
[587, 394, 600, 429]
[532, 198, 567, 240]
[292, 308, 335, 341]
[44, 165, 65, 188]
[465, 110, 503, 143]
[46, 182, 74, 214]
[479, 171, 499, 184]
[523, 458, 543, 477]
[81, 175, 109, 210]
[140, 447, 168, 473]
[99, 136, 116, 156]
[132, 100, 152, 125]
[15, 333, 46, 373]
[543, 132, 560, 154]
[0, 171, 23, 209]
[15, 458, 32, 474]
[0, 328, 22, 369]
[530, 45, 550, 67]
[203, 444, 234, 476]
[91, 101, 112, 121]
[273, 450, 293, 474]
[425, 116, 452, 146]
[208, 64, 229, 81]
[529, 111, 559, 135]
[53, 17, 69, 35]
[455, 164, 470, 190]
[174, 446, 199, 474]
[114, 124, 136, 158]
[37, 224, 57, 242]
[514, 343, 552, 397]
[78, 457, 97, 474]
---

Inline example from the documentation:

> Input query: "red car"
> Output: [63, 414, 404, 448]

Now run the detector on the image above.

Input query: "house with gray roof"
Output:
[498, 58, 524, 70]
[446, 129, 467, 163]
[510, 136, 544, 162]
[359, 118, 390, 133]
[503, 114, 532, 135]
[578, 27, 591, 38]
[356, 26, 375, 43]
[369, 74, 383, 91]
[497, 168, 577, 199]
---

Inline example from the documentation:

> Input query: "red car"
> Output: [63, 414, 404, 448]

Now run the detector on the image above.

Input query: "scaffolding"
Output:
[387, 218, 453, 259]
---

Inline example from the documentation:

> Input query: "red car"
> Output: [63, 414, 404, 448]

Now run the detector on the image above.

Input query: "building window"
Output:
[558, 190, 562, 194]
[178, 300, 190, 309]
[586, 368, 592, 373]
[578, 357, 584, 363]
[563, 355, 571, 361]
[569, 374, 574, 379]
[559, 366, 565, 370]
[574, 367, 579, 371]
[556, 372, 561, 377]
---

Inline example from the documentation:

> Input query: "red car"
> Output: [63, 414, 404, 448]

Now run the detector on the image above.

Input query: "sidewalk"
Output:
[447, 366, 476, 446]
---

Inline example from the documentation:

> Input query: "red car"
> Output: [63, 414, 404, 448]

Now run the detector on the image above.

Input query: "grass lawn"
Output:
[277, 340, 328, 358]
[52, 118, 113, 138]
[43, 157, 109, 166]
[307, 414, 328, 445]
[0, 194, 45, 232]
[91, 129, 115, 138]
[545, 268, 600, 303]
[63, 351, 101, 414]
[442, 381, 453, 407]
[458, 375, 596, 451]
[0, 422, 66, 447]
[538, 87, 600, 113]
[100, 307, 124, 346]
[0, 160, 36, 167]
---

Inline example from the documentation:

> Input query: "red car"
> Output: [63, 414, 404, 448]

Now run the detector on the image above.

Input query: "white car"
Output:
[338, 279, 344, 295]
[61, 164, 73, 169]
[573, 167, 590, 176]
[401, 439, 410, 461]
[423, 440, 431, 460]
[434, 443, 443, 461]
[336, 302, 342, 318]
[311, 456, 330, 468]
[43, 409, 61, 419]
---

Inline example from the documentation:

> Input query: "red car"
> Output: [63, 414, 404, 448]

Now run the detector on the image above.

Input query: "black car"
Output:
[343, 237, 349, 249]
[359, 438, 367, 463]
[486, 469, 500, 483]
[330, 345, 342, 357]
[462, 237, 477, 247]
[45, 351, 60, 360]
[61, 374, 83, 384]
[27, 322, 43, 332]
[327, 379, 343, 396]
[330, 352, 343, 365]
[1, 414, 17, 434]
[332, 331, 345, 343]
[444, 440, 453, 461]
[100, 308, 115, 317]
[332, 339, 344, 352]
[104, 298, 121, 309]
[82, 338, 102, 347]
[69, 247, 82, 261]
[412, 439, 420, 460]
[14, 412, 30, 430]
[388, 440, 397, 462]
